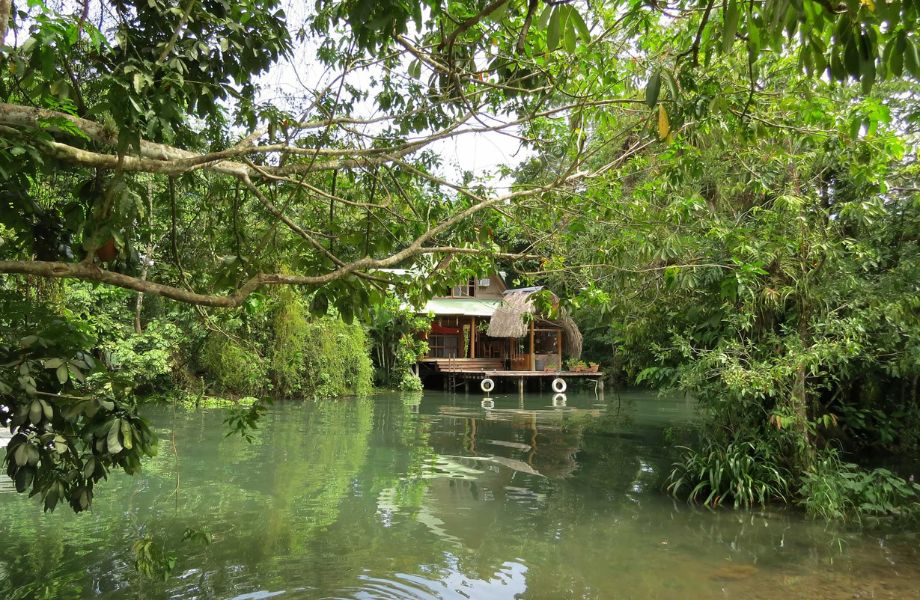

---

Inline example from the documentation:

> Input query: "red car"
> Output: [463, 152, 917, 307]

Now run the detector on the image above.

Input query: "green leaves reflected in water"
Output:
[0, 392, 918, 598]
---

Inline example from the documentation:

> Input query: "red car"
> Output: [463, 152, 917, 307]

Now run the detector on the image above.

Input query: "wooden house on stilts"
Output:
[413, 273, 597, 392]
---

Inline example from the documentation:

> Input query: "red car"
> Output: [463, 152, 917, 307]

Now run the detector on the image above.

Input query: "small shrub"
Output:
[101, 320, 180, 391]
[199, 336, 267, 395]
[667, 439, 792, 508]
[799, 450, 920, 522]
[398, 370, 423, 391]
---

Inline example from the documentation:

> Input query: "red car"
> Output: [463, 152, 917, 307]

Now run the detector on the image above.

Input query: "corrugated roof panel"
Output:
[421, 298, 502, 316]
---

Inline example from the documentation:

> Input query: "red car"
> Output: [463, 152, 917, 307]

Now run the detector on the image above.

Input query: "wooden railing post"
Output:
[470, 316, 476, 359]
[529, 319, 535, 371]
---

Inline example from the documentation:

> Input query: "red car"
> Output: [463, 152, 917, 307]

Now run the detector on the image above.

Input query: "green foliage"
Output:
[199, 336, 268, 396]
[100, 320, 180, 391]
[0, 298, 158, 513]
[192, 293, 375, 400]
[367, 296, 430, 390]
[132, 536, 177, 582]
[0, 0, 918, 525]
[181, 527, 214, 546]
[518, 36, 920, 516]
[270, 290, 310, 396]
[667, 440, 792, 509]
[171, 393, 259, 411]
[224, 398, 271, 444]
[799, 451, 920, 522]
[398, 370, 424, 392]
[302, 317, 374, 399]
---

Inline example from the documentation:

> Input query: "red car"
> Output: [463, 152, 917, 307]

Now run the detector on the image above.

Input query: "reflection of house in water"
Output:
[377, 401, 603, 537]
[367, 397, 675, 596]
[431, 403, 601, 479]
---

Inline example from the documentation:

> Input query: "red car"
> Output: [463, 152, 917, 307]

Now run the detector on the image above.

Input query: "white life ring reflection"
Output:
[552, 393, 567, 407]
[481, 398, 495, 409]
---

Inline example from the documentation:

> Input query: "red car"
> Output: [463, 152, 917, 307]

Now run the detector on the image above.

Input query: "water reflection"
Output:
[0, 391, 918, 599]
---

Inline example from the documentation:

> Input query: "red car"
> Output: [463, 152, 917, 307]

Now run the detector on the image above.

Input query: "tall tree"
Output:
[1, 1, 918, 513]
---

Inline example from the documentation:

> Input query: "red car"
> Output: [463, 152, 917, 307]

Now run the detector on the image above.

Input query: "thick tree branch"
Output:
[517, 0, 539, 54]
[0, 98, 644, 179]
[0, 156, 597, 306]
[0, 0, 10, 46]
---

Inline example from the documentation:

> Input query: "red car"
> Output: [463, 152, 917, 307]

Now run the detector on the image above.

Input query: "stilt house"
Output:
[416, 273, 582, 378]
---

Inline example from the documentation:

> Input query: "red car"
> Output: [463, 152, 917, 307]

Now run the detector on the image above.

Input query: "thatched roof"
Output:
[486, 289, 534, 338]
[486, 288, 583, 360]
[559, 308, 583, 360]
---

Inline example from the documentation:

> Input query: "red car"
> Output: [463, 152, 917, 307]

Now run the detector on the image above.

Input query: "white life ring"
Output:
[480, 378, 495, 393]
[551, 378, 567, 393]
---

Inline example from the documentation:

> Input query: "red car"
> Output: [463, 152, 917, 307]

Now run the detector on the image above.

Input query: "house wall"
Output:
[433, 273, 507, 300]
[472, 275, 506, 300]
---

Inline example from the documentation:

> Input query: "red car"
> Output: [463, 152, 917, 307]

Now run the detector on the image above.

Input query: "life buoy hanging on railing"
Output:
[481, 378, 495, 393]
[551, 378, 567, 393]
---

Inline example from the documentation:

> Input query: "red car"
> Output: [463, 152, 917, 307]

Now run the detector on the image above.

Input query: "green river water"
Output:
[1, 390, 919, 599]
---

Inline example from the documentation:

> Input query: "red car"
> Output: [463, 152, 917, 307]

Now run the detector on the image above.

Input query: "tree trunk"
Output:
[134, 181, 156, 333]
[0, 0, 11, 46]
[790, 302, 815, 470]
[134, 252, 152, 333]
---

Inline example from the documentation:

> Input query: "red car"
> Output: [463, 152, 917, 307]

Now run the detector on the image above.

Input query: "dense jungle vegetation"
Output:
[0, 0, 918, 523]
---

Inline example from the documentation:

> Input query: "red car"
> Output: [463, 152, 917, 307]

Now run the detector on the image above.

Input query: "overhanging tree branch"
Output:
[0, 160, 597, 306]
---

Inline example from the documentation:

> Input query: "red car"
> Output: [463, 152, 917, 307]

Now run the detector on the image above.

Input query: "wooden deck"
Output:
[421, 357, 504, 372]
[443, 369, 603, 379]
[437, 368, 605, 395]
[420, 357, 604, 393]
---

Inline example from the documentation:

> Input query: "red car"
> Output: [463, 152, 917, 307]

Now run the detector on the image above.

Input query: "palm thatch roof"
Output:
[486, 289, 534, 338]
[558, 308, 583, 360]
[486, 288, 583, 359]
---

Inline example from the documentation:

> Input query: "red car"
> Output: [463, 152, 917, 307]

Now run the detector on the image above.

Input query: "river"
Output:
[1, 390, 918, 598]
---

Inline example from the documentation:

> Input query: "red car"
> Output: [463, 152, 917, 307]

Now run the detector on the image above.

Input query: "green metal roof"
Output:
[420, 298, 502, 317]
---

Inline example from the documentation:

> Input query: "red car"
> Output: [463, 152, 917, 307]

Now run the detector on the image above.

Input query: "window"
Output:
[427, 317, 462, 358]
[444, 277, 476, 298]
[428, 335, 459, 358]
[534, 329, 560, 354]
